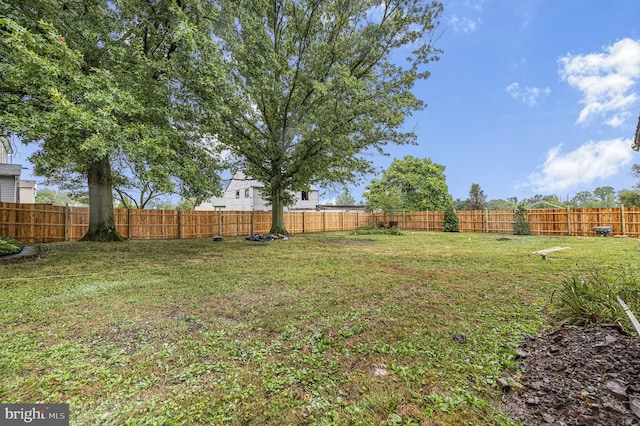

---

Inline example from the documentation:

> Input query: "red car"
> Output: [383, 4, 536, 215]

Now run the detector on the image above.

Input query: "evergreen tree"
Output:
[466, 183, 487, 210]
[443, 200, 459, 232]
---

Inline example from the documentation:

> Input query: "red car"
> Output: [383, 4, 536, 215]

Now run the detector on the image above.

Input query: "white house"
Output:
[19, 180, 37, 204]
[223, 171, 319, 211]
[0, 137, 21, 203]
[195, 196, 226, 211]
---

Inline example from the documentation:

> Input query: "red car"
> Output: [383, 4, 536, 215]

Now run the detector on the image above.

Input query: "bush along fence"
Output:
[2, 202, 640, 243]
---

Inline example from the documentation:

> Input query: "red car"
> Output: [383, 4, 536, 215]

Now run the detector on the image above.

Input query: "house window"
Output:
[245, 189, 250, 198]
[301, 191, 309, 201]
[235, 190, 240, 199]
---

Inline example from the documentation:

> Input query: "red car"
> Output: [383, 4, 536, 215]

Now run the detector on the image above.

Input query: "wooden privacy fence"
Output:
[2, 202, 640, 243]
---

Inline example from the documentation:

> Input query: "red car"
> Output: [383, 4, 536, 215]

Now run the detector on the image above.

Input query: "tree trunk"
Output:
[269, 185, 288, 235]
[80, 156, 124, 242]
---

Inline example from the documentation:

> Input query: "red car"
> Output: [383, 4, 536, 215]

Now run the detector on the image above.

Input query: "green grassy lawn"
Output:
[1, 232, 638, 425]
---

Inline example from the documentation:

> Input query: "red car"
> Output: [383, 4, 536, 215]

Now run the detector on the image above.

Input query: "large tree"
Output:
[593, 186, 616, 207]
[619, 189, 640, 207]
[334, 189, 357, 206]
[208, 0, 443, 234]
[0, 1, 225, 240]
[466, 183, 487, 210]
[364, 156, 452, 212]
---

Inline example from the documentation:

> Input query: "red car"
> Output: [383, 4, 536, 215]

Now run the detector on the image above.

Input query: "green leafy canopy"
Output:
[205, 0, 443, 232]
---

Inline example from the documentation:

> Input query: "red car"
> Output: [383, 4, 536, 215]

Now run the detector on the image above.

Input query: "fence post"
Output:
[566, 207, 572, 236]
[341, 211, 344, 231]
[323, 211, 327, 232]
[621, 204, 627, 236]
[127, 208, 133, 240]
[251, 210, 255, 235]
[64, 204, 69, 241]
[218, 210, 222, 236]
[177, 209, 182, 239]
[484, 209, 489, 233]
[425, 210, 429, 231]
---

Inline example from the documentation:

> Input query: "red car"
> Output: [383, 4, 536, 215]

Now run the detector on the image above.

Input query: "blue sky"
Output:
[344, 0, 640, 204]
[9, 0, 640, 205]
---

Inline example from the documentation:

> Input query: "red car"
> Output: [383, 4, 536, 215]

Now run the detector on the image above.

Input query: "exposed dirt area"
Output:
[501, 325, 640, 425]
[324, 237, 375, 244]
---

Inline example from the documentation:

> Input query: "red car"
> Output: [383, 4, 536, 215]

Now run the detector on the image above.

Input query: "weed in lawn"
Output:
[550, 263, 640, 328]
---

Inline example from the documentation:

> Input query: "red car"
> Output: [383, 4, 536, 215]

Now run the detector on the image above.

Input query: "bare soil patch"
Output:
[501, 326, 640, 425]
[324, 237, 375, 244]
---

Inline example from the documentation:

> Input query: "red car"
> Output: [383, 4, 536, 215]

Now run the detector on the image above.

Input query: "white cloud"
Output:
[559, 38, 640, 127]
[526, 138, 634, 193]
[505, 82, 551, 106]
[449, 15, 480, 33]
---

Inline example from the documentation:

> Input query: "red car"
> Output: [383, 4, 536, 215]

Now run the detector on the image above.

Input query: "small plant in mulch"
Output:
[550, 264, 640, 329]
[351, 222, 403, 235]
[0, 237, 23, 256]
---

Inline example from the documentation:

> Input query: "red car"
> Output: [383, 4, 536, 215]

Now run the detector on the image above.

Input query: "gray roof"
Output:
[0, 163, 21, 176]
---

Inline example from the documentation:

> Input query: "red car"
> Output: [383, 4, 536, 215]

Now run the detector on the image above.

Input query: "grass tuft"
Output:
[550, 263, 640, 328]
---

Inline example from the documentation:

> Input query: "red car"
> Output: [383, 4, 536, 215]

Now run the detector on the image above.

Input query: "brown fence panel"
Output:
[252, 211, 271, 234]
[114, 208, 130, 239]
[323, 211, 342, 232]
[284, 212, 304, 234]
[221, 211, 253, 237]
[587, 208, 621, 236]
[180, 211, 219, 239]
[401, 211, 421, 230]
[342, 212, 361, 230]
[6, 203, 640, 242]
[128, 209, 178, 240]
[0, 203, 65, 243]
[625, 207, 640, 237]
[458, 210, 484, 233]
[487, 210, 513, 234]
[528, 209, 567, 235]
[427, 211, 445, 231]
[565, 208, 620, 237]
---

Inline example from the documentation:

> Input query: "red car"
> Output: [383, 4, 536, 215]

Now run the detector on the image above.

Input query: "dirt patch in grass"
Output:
[324, 237, 375, 244]
[501, 326, 640, 425]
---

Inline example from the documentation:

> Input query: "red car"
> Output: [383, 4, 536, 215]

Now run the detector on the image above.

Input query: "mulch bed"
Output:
[0, 245, 47, 265]
[501, 325, 640, 425]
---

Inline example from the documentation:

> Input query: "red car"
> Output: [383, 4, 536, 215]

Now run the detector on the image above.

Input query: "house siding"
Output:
[223, 171, 319, 211]
[288, 191, 319, 210]
[0, 175, 19, 203]
[0, 164, 21, 203]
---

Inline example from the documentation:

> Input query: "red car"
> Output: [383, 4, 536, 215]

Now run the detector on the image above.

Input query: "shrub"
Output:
[443, 203, 459, 232]
[0, 237, 23, 256]
[351, 222, 403, 235]
[513, 204, 530, 235]
[550, 264, 640, 329]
